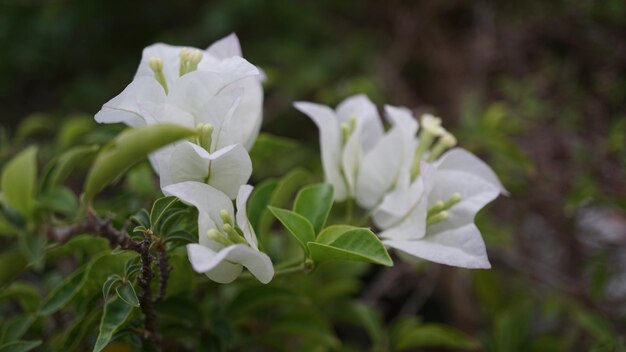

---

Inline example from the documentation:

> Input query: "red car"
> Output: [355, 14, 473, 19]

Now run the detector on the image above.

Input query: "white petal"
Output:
[220, 78, 264, 150]
[206, 33, 243, 59]
[425, 169, 500, 234]
[384, 105, 419, 166]
[158, 142, 210, 189]
[207, 144, 252, 199]
[235, 185, 258, 249]
[378, 197, 428, 240]
[383, 222, 491, 269]
[293, 102, 348, 201]
[186, 244, 243, 283]
[163, 181, 234, 229]
[219, 244, 274, 284]
[356, 124, 409, 209]
[336, 94, 383, 152]
[436, 148, 508, 195]
[196, 89, 243, 152]
[137, 102, 195, 128]
[95, 77, 165, 127]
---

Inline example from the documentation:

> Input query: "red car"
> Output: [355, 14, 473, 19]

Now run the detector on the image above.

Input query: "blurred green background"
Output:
[1, 0, 625, 350]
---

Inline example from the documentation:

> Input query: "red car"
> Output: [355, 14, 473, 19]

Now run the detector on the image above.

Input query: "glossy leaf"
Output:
[38, 269, 86, 316]
[83, 124, 197, 202]
[293, 183, 333, 233]
[308, 227, 393, 266]
[115, 281, 140, 307]
[93, 298, 134, 352]
[1, 146, 37, 218]
[269, 207, 315, 255]
[102, 275, 122, 299]
[247, 179, 278, 234]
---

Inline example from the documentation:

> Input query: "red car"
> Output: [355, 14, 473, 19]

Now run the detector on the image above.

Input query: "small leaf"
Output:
[56, 114, 96, 148]
[93, 298, 134, 352]
[124, 264, 142, 279]
[38, 269, 86, 316]
[269, 207, 315, 255]
[130, 209, 150, 228]
[392, 323, 480, 351]
[41, 145, 99, 192]
[102, 275, 122, 299]
[149, 196, 185, 232]
[0, 340, 42, 352]
[247, 179, 278, 234]
[83, 124, 197, 202]
[1, 146, 37, 218]
[163, 231, 197, 246]
[115, 281, 140, 307]
[293, 183, 334, 233]
[0, 315, 35, 344]
[308, 228, 393, 266]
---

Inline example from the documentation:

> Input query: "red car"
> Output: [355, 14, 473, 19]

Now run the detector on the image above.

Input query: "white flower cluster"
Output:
[295, 95, 507, 269]
[95, 34, 506, 284]
[95, 34, 274, 284]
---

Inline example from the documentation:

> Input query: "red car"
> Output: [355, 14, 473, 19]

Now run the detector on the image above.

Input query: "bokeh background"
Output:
[1, 0, 625, 350]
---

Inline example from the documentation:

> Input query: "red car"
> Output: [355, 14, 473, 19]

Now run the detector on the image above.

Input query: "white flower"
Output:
[163, 182, 274, 284]
[293, 94, 386, 202]
[375, 147, 507, 269]
[95, 33, 264, 150]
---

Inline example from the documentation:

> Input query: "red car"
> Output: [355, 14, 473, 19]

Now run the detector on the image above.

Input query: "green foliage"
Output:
[293, 183, 334, 233]
[1, 146, 38, 218]
[93, 297, 134, 352]
[308, 227, 392, 267]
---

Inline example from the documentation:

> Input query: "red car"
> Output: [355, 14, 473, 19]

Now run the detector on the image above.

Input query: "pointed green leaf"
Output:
[163, 230, 197, 246]
[293, 183, 334, 233]
[1, 146, 37, 218]
[83, 124, 197, 202]
[269, 207, 315, 255]
[102, 275, 122, 299]
[93, 298, 133, 352]
[115, 281, 140, 307]
[0, 340, 42, 352]
[38, 268, 86, 316]
[0, 315, 35, 344]
[308, 228, 393, 266]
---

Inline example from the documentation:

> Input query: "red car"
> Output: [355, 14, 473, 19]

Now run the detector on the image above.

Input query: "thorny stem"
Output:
[48, 211, 164, 349]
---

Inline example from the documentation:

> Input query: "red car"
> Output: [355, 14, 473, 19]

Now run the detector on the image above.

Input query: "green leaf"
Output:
[247, 179, 278, 234]
[0, 282, 40, 313]
[293, 183, 334, 233]
[0, 212, 18, 237]
[130, 209, 150, 229]
[308, 227, 393, 266]
[41, 145, 99, 192]
[17, 234, 46, 269]
[1, 146, 37, 218]
[93, 298, 134, 352]
[163, 230, 196, 247]
[0, 340, 42, 352]
[102, 275, 122, 299]
[15, 113, 56, 142]
[226, 285, 311, 319]
[83, 124, 197, 202]
[0, 315, 35, 344]
[258, 168, 312, 237]
[56, 114, 96, 148]
[392, 323, 480, 351]
[0, 249, 27, 287]
[115, 281, 140, 307]
[149, 196, 180, 230]
[38, 269, 86, 316]
[269, 207, 315, 255]
[39, 187, 78, 215]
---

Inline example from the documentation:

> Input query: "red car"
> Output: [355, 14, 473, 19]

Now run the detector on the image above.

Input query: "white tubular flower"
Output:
[95, 33, 264, 151]
[163, 182, 274, 284]
[375, 147, 507, 269]
[293, 94, 384, 202]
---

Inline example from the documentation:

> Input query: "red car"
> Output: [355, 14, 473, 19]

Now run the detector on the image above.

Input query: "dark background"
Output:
[1, 0, 625, 350]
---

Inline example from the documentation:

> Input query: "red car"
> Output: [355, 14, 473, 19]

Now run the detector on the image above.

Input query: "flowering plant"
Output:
[0, 34, 506, 351]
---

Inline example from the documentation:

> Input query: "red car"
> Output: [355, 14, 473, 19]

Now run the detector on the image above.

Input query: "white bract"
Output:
[163, 182, 274, 284]
[95, 33, 264, 150]
[373, 111, 507, 269]
[296, 95, 421, 207]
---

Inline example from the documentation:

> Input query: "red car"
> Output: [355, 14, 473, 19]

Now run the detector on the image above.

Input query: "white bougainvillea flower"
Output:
[95, 33, 264, 150]
[154, 141, 251, 200]
[294, 94, 384, 202]
[376, 147, 507, 269]
[163, 182, 274, 284]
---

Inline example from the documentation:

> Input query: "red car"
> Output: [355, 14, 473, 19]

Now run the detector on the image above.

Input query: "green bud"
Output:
[206, 229, 231, 246]
[427, 210, 448, 226]
[223, 223, 247, 245]
[148, 56, 168, 94]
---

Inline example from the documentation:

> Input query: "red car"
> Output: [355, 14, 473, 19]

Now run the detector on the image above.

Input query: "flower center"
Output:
[196, 123, 214, 151]
[410, 114, 456, 180]
[205, 209, 248, 246]
[148, 57, 168, 94]
[426, 192, 461, 226]
[340, 116, 357, 146]
[179, 48, 203, 76]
